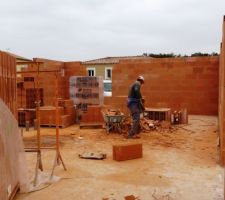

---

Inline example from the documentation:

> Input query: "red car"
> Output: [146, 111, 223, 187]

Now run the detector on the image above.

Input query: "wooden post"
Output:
[33, 62, 43, 186]
[50, 72, 66, 179]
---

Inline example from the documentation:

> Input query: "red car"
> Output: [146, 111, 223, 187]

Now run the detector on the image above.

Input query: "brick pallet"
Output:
[144, 108, 171, 122]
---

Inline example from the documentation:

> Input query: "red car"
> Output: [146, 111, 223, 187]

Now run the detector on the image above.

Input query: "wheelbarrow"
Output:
[102, 112, 125, 133]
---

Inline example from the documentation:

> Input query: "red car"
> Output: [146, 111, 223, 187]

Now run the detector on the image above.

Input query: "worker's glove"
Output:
[141, 98, 145, 111]
[139, 103, 145, 112]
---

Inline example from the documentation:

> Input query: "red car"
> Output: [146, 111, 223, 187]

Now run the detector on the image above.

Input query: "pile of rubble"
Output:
[121, 117, 176, 134]
[101, 108, 180, 134]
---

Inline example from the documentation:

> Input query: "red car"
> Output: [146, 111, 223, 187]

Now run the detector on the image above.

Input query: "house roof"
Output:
[4, 51, 32, 62]
[83, 55, 151, 65]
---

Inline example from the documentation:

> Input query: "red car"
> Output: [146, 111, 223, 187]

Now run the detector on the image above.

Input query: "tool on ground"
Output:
[79, 152, 107, 160]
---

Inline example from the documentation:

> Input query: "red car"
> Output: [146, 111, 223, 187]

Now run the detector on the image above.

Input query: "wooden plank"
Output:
[9, 183, 20, 200]
[79, 122, 103, 129]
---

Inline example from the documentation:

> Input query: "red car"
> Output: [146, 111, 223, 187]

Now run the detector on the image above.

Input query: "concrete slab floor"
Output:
[16, 115, 224, 200]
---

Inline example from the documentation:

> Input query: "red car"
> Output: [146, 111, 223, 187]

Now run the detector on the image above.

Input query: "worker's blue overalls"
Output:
[127, 81, 144, 138]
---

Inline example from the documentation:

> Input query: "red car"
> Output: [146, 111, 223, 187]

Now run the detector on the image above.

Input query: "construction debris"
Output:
[101, 107, 188, 134]
[140, 118, 156, 132]
[79, 152, 107, 160]
[124, 195, 141, 200]
[152, 190, 173, 200]
[171, 109, 188, 124]
[103, 109, 123, 116]
[121, 116, 176, 134]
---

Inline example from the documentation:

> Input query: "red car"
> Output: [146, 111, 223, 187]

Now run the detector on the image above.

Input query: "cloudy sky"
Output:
[0, 0, 224, 61]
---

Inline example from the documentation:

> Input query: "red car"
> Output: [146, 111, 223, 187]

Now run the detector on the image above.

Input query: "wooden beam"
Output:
[17, 70, 60, 74]
[16, 61, 44, 65]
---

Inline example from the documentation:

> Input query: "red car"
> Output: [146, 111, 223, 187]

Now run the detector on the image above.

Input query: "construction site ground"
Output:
[16, 115, 224, 200]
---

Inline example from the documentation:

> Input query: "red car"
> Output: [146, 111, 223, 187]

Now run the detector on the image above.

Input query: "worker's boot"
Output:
[124, 134, 140, 139]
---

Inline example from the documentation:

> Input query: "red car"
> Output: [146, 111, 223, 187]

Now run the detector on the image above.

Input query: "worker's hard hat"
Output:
[137, 75, 145, 83]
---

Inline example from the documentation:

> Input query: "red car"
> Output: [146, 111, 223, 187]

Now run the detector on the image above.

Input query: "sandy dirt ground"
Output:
[15, 115, 224, 200]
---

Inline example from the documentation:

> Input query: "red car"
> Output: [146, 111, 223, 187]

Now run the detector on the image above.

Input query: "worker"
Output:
[127, 75, 145, 139]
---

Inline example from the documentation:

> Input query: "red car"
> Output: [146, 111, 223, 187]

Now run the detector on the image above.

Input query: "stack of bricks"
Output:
[17, 75, 44, 126]
[17, 59, 86, 107]
[17, 77, 44, 109]
[59, 99, 76, 125]
[106, 56, 219, 115]
[16, 59, 86, 127]
[31, 58, 66, 106]
[80, 105, 104, 124]
[18, 109, 36, 126]
[39, 99, 76, 128]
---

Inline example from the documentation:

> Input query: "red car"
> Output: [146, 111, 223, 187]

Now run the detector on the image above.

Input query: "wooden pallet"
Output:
[39, 124, 69, 129]
[79, 122, 103, 129]
[144, 108, 171, 122]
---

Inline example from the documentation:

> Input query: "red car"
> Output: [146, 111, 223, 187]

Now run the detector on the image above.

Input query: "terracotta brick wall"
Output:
[18, 60, 86, 107]
[106, 56, 219, 115]
[20, 59, 66, 106]
[0, 51, 17, 116]
[219, 16, 225, 166]
[0, 52, 18, 200]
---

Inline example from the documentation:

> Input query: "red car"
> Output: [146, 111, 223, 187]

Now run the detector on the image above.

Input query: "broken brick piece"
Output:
[124, 195, 140, 200]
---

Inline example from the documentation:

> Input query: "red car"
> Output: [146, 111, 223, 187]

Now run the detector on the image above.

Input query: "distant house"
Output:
[4, 52, 32, 77]
[5, 52, 32, 63]
[82, 55, 149, 80]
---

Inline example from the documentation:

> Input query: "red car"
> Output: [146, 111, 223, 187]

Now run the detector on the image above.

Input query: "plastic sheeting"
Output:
[69, 76, 104, 105]
[0, 99, 29, 200]
[29, 170, 61, 192]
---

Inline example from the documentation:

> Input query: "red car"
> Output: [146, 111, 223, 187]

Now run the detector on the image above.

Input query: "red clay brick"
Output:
[113, 143, 143, 161]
